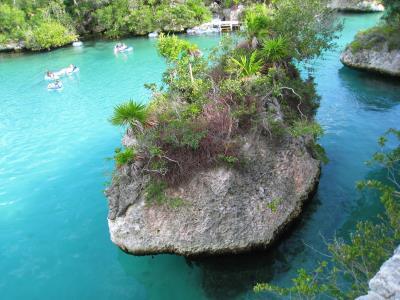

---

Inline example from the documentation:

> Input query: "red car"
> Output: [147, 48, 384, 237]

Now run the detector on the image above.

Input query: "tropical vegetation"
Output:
[109, 0, 340, 203]
[349, 0, 400, 53]
[0, 0, 211, 50]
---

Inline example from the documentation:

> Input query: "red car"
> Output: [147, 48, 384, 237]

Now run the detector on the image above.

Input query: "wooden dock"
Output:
[212, 20, 241, 32]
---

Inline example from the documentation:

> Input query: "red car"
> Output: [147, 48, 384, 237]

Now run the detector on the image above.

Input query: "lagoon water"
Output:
[1, 13, 399, 300]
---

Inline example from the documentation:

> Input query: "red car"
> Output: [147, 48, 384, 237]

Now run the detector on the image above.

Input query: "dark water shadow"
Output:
[338, 166, 395, 238]
[338, 66, 400, 111]
[186, 193, 323, 300]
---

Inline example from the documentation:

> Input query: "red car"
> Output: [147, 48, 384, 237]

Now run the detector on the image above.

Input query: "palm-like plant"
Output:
[261, 36, 290, 63]
[230, 51, 263, 78]
[110, 100, 148, 131]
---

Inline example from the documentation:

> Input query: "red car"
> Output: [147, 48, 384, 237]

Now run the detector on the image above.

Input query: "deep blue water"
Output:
[0, 13, 399, 300]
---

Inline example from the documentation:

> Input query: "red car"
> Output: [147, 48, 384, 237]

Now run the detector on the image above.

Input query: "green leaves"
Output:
[261, 36, 290, 63]
[110, 100, 148, 130]
[26, 20, 77, 50]
[114, 147, 136, 168]
[243, 4, 272, 40]
[289, 120, 324, 139]
[229, 51, 263, 78]
[156, 33, 197, 62]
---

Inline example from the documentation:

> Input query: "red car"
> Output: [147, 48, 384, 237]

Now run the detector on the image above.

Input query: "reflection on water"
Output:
[338, 67, 400, 110]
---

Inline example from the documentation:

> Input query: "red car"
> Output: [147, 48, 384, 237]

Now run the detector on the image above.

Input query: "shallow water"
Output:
[0, 13, 399, 300]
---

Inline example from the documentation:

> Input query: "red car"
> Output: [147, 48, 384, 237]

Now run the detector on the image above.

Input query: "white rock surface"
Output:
[357, 246, 400, 300]
[341, 45, 400, 77]
[329, 0, 384, 11]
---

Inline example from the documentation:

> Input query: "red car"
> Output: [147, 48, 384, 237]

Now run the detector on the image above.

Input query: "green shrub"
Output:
[350, 24, 400, 53]
[229, 51, 263, 78]
[114, 147, 136, 167]
[218, 154, 239, 166]
[289, 120, 324, 139]
[26, 20, 76, 50]
[0, 4, 26, 42]
[261, 36, 290, 63]
[145, 180, 186, 207]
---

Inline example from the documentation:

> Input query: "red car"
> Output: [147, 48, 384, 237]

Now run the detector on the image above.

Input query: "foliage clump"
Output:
[349, 0, 400, 53]
[0, 0, 210, 50]
[110, 0, 340, 203]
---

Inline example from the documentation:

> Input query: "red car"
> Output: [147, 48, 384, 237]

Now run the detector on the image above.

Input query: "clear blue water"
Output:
[0, 13, 399, 300]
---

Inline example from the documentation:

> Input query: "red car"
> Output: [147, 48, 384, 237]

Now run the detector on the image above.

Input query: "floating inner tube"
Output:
[47, 82, 63, 90]
[73, 41, 83, 47]
[114, 46, 133, 53]
[44, 74, 60, 81]
[66, 67, 79, 75]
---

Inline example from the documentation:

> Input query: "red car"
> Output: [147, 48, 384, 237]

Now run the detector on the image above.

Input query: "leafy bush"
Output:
[229, 51, 263, 78]
[26, 20, 76, 50]
[289, 120, 324, 139]
[114, 147, 136, 168]
[110, 0, 340, 191]
[95, 0, 211, 38]
[243, 0, 341, 61]
[350, 24, 400, 53]
[0, 4, 26, 42]
[261, 36, 290, 63]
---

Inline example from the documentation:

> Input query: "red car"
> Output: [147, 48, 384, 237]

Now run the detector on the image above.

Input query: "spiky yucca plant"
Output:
[230, 51, 263, 78]
[261, 36, 289, 63]
[110, 100, 147, 131]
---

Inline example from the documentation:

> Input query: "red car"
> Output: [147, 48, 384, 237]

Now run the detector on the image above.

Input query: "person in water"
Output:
[115, 43, 127, 52]
[66, 64, 77, 74]
[47, 71, 55, 78]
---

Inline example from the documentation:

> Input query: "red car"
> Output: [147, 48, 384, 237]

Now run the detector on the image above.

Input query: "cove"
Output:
[0, 13, 399, 300]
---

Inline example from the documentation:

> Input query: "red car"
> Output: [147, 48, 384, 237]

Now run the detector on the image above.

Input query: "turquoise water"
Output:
[0, 14, 399, 300]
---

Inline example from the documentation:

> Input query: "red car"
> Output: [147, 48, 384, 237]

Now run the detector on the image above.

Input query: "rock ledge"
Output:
[106, 135, 320, 256]
[340, 46, 400, 77]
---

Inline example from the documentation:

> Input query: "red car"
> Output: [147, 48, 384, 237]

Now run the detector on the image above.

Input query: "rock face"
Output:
[340, 45, 400, 77]
[356, 246, 400, 300]
[106, 135, 320, 256]
[0, 41, 25, 52]
[329, 0, 384, 11]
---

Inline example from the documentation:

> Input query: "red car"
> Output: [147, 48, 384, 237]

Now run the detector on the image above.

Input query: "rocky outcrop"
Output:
[0, 41, 25, 52]
[340, 45, 400, 77]
[329, 0, 384, 12]
[106, 135, 320, 256]
[356, 246, 400, 300]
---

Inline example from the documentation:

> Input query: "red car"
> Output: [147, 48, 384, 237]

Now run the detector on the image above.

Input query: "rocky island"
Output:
[107, 132, 320, 256]
[329, 0, 384, 12]
[105, 1, 339, 256]
[340, 0, 400, 77]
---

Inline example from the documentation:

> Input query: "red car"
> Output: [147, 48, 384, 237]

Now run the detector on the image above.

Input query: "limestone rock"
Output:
[340, 44, 400, 77]
[329, 0, 384, 12]
[0, 41, 25, 52]
[105, 135, 320, 256]
[356, 246, 400, 300]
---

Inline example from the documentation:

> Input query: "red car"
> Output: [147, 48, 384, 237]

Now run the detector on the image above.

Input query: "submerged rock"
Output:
[329, 0, 384, 12]
[356, 245, 400, 300]
[106, 135, 320, 256]
[340, 43, 400, 77]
